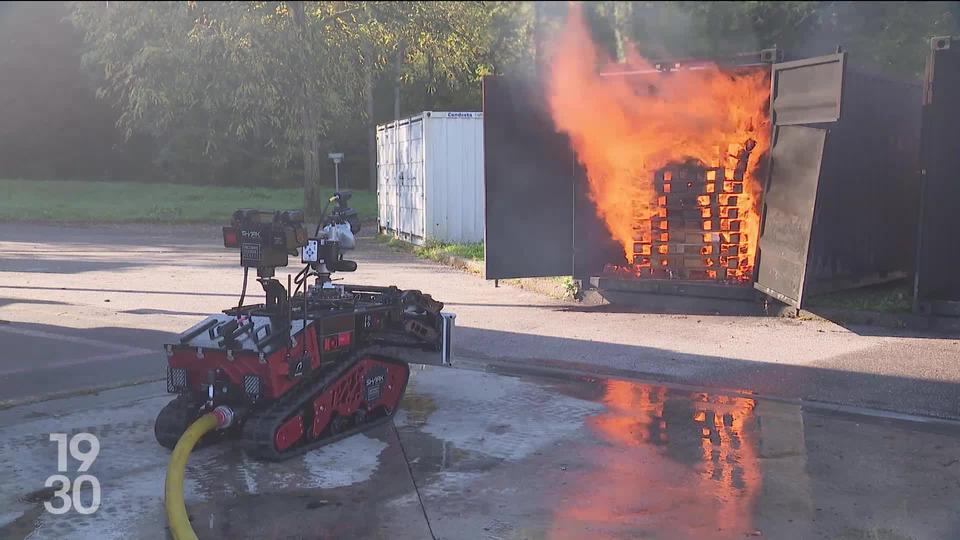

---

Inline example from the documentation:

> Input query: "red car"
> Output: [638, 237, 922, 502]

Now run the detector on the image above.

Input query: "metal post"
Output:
[394, 45, 403, 240]
[394, 121, 401, 239]
[328, 152, 344, 192]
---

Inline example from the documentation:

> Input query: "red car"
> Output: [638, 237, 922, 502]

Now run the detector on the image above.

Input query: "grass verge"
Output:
[374, 234, 579, 300]
[0, 178, 376, 223]
[806, 280, 912, 313]
[374, 235, 484, 262]
[412, 241, 484, 261]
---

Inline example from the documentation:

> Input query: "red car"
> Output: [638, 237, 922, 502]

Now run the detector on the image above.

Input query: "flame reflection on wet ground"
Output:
[549, 379, 764, 539]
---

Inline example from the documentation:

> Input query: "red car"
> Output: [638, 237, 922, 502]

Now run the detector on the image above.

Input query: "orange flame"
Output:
[546, 7, 770, 280]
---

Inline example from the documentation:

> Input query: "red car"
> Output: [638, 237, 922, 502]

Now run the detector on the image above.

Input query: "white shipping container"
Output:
[376, 111, 484, 245]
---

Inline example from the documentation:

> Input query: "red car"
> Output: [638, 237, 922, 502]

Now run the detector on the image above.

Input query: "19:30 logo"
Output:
[45, 433, 101, 515]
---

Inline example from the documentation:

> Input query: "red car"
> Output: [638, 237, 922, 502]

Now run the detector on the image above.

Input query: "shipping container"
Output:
[483, 50, 921, 309]
[376, 111, 484, 245]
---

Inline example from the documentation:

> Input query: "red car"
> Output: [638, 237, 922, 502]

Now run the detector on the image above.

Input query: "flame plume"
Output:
[545, 7, 770, 280]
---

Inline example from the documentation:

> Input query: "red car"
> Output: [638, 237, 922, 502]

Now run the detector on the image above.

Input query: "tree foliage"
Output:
[582, 1, 957, 78]
[52, 1, 959, 199]
[69, 1, 499, 211]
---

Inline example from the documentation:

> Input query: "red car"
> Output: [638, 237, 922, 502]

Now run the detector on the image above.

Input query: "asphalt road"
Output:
[1, 222, 959, 418]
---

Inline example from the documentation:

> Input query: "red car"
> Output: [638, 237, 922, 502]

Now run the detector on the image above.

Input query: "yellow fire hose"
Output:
[164, 407, 234, 540]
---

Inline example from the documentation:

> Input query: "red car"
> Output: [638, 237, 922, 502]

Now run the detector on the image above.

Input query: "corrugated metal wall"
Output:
[376, 120, 398, 231]
[377, 111, 484, 245]
[377, 115, 425, 240]
[399, 118, 425, 239]
[424, 112, 484, 243]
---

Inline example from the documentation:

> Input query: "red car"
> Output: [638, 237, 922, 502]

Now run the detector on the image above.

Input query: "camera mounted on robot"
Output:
[222, 209, 308, 278]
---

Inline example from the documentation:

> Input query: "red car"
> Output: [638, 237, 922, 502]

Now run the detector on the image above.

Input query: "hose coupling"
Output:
[212, 406, 236, 429]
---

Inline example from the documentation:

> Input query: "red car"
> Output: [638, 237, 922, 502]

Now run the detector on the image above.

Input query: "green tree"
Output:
[64, 0, 952, 197]
[583, 1, 956, 79]
[69, 1, 496, 213]
[348, 1, 499, 189]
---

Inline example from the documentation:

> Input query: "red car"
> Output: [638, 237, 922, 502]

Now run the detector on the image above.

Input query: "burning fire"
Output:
[545, 7, 771, 281]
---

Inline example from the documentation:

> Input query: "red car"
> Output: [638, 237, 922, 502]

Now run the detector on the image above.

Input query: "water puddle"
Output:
[420, 367, 960, 539]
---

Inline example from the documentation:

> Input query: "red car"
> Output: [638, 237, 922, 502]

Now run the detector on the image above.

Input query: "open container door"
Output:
[754, 53, 844, 307]
[482, 76, 575, 279]
[915, 37, 960, 315]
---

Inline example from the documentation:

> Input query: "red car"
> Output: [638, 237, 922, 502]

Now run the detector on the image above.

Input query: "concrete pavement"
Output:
[1, 364, 959, 539]
[2, 222, 960, 539]
[0, 223, 958, 417]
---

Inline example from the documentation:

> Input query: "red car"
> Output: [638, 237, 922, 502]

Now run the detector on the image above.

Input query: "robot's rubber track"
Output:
[241, 353, 409, 461]
[154, 395, 226, 450]
[155, 395, 197, 450]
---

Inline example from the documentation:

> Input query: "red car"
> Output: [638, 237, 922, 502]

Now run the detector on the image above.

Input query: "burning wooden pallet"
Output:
[615, 140, 757, 283]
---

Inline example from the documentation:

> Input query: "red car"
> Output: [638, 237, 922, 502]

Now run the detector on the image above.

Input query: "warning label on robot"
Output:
[241, 243, 261, 264]
[364, 366, 387, 403]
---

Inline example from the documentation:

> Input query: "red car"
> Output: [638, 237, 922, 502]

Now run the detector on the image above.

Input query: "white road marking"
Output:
[0, 324, 153, 353]
[0, 349, 156, 376]
[0, 324, 157, 375]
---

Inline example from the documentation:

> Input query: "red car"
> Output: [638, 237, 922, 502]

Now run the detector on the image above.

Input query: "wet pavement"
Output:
[1, 364, 959, 540]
